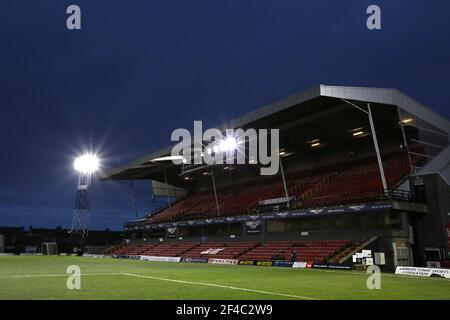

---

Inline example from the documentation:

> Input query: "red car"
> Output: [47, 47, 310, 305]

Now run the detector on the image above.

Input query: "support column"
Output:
[163, 167, 172, 216]
[130, 180, 138, 220]
[279, 157, 290, 208]
[368, 103, 388, 191]
[396, 107, 414, 174]
[211, 169, 221, 216]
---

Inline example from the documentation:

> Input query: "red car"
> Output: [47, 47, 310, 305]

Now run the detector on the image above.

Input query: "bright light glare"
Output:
[152, 155, 184, 162]
[402, 118, 413, 124]
[74, 154, 99, 173]
[219, 137, 237, 152]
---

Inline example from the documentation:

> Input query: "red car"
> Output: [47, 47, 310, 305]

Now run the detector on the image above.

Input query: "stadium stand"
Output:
[148, 192, 212, 223]
[111, 244, 152, 256]
[100, 85, 450, 270]
[327, 236, 378, 263]
[107, 240, 351, 263]
[301, 153, 410, 208]
[180, 241, 259, 260]
[140, 242, 199, 257]
[143, 152, 410, 224]
[110, 242, 200, 257]
[239, 240, 350, 263]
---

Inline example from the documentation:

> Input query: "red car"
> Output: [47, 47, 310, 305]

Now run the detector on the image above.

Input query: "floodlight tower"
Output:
[71, 154, 99, 242]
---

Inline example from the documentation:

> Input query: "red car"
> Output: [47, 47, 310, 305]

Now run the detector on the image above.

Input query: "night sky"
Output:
[0, 1, 449, 231]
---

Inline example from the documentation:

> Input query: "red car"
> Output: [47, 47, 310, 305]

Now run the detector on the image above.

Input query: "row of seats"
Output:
[143, 152, 410, 224]
[180, 241, 259, 260]
[239, 240, 350, 263]
[149, 193, 212, 224]
[302, 154, 410, 208]
[107, 240, 351, 263]
[219, 183, 283, 216]
[148, 178, 286, 223]
[111, 242, 198, 257]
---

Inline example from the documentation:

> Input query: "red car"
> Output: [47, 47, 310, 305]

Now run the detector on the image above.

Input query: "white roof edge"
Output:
[412, 146, 450, 186]
[319, 85, 450, 134]
[100, 84, 450, 180]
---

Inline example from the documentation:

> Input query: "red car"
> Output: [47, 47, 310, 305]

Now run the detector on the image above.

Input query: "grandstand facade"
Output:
[100, 85, 450, 270]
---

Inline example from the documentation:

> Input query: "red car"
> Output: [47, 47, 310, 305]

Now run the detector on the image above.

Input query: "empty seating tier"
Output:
[109, 242, 198, 257]
[239, 240, 351, 263]
[108, 240, 351, 263]
[180, 242, 259, 260]
[137, 152, 410, 224]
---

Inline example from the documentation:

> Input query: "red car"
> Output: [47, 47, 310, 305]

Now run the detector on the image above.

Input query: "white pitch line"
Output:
[122, 272, 320, 300]
[0, 272, 321, 299]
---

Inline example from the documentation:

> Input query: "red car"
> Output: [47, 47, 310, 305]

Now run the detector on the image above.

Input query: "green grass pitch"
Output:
[0, 256, 449, 300]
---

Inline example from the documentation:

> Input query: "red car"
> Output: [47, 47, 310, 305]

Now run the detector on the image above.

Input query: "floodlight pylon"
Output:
[71, 170, 92, 240]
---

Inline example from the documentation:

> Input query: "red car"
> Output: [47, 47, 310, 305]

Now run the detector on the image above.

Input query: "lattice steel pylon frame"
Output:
[71, 171, 92, 240]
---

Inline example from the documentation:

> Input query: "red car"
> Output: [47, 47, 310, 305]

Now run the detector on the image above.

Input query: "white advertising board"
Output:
[395, 266, 450, 279]
[140, 255, 181, 262]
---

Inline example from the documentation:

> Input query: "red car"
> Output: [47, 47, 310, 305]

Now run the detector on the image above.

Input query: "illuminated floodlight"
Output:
[152, 155, 185, 162]
[74, 154, 99, 173]
[219, 136, 237, 152]
[402, 118, 413, 124]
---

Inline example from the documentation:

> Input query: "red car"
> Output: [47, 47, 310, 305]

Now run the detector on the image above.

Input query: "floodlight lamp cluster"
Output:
[74, 153, 100, 173]
[218, 136, 238, 152]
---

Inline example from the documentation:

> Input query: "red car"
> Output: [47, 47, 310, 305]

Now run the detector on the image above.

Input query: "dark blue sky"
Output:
[0, 1, 449, 231]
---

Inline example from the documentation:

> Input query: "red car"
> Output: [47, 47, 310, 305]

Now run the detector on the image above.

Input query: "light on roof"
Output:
[352, 131, 364, 136]
[402, 118, 413, 124]
[307, 138, 321, 148]
[74, 154, 99, 173]
[152, 155, 185, 162]
[219, 136, 237, 152]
